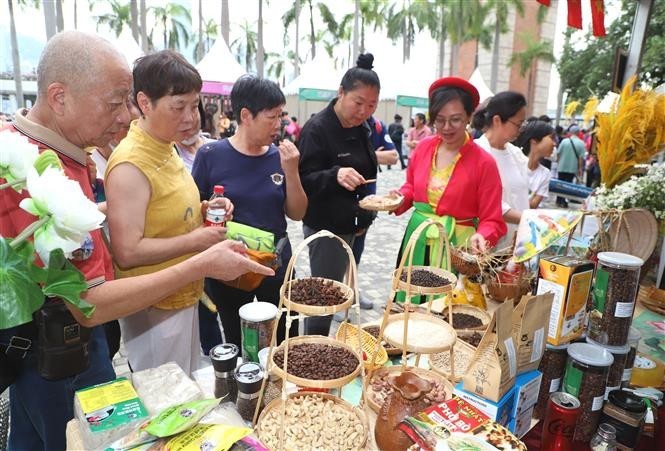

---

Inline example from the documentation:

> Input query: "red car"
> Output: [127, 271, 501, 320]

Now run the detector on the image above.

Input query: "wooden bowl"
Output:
[393, 265, 456, 296]
[256, 391, 368, 450]
[383, 312, 457, 354]
[270, 335, 361, 389]
[281, 277, 353, 315]
[366, 366, 454, 413]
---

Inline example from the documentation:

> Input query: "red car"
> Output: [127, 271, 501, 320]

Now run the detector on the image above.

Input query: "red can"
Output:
[541, 392, 581, 451]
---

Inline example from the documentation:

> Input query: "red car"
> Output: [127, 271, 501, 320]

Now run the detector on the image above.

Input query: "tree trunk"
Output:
[221, 0, 230, 46]
[308, 0, 315, 59]
[197, 0, 203, 61]
[8, 0, 24, 109]
[294, 0, 300, 76]
[490, 19, 500, 92]
[449, 44, 459, 76]
[73, 0, 77, 29]
[163, 17, 167, 50]
[257, 0, 264, 77]
[130, 0, 139, 43]
[437, 3, 446, 77]
[353, 0, 360, 62]
[140, 0, 148, 52]
[43, 0, 56, 40]
[55, 0, 64, 32]
[360, 16, 366, 54]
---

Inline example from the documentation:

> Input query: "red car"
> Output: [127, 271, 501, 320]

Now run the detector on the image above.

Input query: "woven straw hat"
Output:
[608, 208, 658, 261]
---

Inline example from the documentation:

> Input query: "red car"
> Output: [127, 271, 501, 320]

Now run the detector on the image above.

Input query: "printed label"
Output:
[538, 279, 565, 339]
[615, 302, 635, 318]
[622, 368, 632, 382]
[605, 385, 620, 400]
[531, 328, 545, 363]
[592, 395, 605, 411]
[562, 361, 582, 397]
[549, 377, 561, 393]
[241, 327, 259, 362]
[593, 267, 609, 313]
[505, 337, 517, 378]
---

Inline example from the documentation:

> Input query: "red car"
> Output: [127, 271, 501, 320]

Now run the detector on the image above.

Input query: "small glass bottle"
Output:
[590, 423, 618, 451]
[235, 362, 264, 422]
[210, 343, 239, 403]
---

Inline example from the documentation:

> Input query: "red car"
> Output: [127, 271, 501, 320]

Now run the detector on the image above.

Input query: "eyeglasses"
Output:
[434, 115, 467, 129]
[507, 119, 526, 129]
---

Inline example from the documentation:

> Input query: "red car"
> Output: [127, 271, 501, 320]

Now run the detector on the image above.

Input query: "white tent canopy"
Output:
[469, 68, 494, 103]
[283, 55, 346, 96]
[114, 28, 144, 68]
[196, 39, 246, 86]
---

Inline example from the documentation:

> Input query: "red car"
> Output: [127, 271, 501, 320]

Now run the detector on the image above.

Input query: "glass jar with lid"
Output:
[599, 390, 647, 450]
[590, 423, 618, 451]
[623, 327, 641, 387]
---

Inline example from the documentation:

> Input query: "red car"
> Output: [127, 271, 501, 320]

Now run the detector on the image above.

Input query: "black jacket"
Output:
[298, 100, 378, 234]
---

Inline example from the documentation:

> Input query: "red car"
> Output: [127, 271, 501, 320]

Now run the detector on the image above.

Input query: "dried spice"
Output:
[535, 344, 569, 420]
[589, 253, 642, 346]
[459, 332, 483, 348]
[399, 269, 450, 287]
[273, 343, 358, 380]
[441, 312, 484, 329]
[287, 278, 347, 306]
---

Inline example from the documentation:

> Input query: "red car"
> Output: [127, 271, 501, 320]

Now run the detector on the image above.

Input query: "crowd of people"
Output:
[0, 30, 600, 450]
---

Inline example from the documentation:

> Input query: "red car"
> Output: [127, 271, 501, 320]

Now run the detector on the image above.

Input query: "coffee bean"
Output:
[441, 313, 483, 329]
[399, 269, 450, 287]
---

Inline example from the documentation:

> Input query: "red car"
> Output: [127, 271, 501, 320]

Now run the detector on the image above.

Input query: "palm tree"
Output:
[231, 20, 258, 72]
[55, 0, 63, 31]
[508, 33, 555, 114]
[265, 51, 285, 84]
[196, 0, 203, 62]
[385, 0, 435, 63]
[257, 0, 265, 77]
[283, 0, 336, 62]
[130, 0, 139, 42]
[8, 0, 24, 108]
[139, 0, 148, 52]
[447, 0, 492, 76]
[92, 0, 131, 37]
[220, 0, 229, 46]
[150, 3, 192, 51]
[43, 0, 56, 39]
[357, 0, 388, 54]
[488, 0, 524, 92]
[194, 19, 218, 61]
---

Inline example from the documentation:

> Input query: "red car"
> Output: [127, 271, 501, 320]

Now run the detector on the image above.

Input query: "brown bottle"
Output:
[375, 371, 432, 451]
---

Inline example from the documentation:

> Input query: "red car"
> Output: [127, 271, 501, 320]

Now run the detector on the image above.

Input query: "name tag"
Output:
[337, 152, 351, 158]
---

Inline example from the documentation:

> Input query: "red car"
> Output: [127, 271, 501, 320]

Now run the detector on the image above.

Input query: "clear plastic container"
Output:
[562, 342, 614, 442]
[586, 337, 630, 400]
[535, 343, 569, 420]
[623, 327, 641, 387]
[590, 423, 617, 451]
[589, 252, 643, 346]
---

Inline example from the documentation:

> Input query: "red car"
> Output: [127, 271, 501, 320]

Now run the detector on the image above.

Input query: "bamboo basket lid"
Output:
[383, 312, 457, 354]
[428, 339, 477, 383]
[429, 301, 491, 331]
[393, 266, 456, 295]
[358, 193, 403, 212]
[256, 391, 368, 450]
[366, 366, 454, 413]
[335, 321, 389, 370]
[608, 208, 658, 262]
[270, 335, 362, 389]
[361, 321, 402, 356]
[280, 277, 354, 315]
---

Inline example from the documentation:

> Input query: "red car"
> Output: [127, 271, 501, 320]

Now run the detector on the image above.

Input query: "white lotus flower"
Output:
[0, 129, 39, 191]
[19, 166, 105, 264]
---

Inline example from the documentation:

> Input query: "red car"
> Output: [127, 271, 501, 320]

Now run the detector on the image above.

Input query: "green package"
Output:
[144, 399, 219, 438]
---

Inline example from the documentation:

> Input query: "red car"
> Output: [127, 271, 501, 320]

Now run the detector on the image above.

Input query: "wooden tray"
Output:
[430, 301, 491, 331]
[336, 321, 389, 370]
[428, 339, 476, 382]
[358, 193, 403, 212]
[366, 366, 454, 413]
[361, 321, 402, 356]
[256, 391, 368, 450]
[383, 312, 457, 354]
[281, 277, 354, 315]
[270, 335, 362, 389]
[393, 265, 456, 295]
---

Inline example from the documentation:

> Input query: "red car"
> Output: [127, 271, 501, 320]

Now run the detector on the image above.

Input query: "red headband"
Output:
[429, 77, 480, 109]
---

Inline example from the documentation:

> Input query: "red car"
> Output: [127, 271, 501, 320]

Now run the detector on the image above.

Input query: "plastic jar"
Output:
[599, 390, 647, 450]
[562, 342, 614, 442]
[238, 302, 278, 363]
[235, 362, 265, 422]
[622, 327, 641, 387]
[535, 343, 569, 420]
[589, 252, 643, 346]
[587, 337, 630, 400]
[210, 343, 239, 403]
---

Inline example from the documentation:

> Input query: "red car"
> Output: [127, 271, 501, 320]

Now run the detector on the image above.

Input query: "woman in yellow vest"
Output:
[105, 51, 232, 374]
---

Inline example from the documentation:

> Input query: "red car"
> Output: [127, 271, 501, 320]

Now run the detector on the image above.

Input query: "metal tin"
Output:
[541, 392, 581, 451]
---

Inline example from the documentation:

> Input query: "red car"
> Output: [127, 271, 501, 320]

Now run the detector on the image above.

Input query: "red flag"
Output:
[567, 0, 583, 29]
[590, 0, 606, 37]
[536, 0, 551, 5]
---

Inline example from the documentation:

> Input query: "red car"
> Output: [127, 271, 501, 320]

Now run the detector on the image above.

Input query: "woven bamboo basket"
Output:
[430, 301, 491, 331]
[270, 335, 362, 390]
[366, 366, 454, 413]
[450, 246, 482, 276]
[336, 321, 388, 370]
[393, 266, 456, 296]
[428, 339, 477, 383]
[361, 322, 402, 356]
[383, 312, 456, 354]
[256, 391, 368, 451]
[455, 329, 484, 349]
[358, 193, 403, 212]
[281, 277, 354, 315]
[485, 278, 531, 303]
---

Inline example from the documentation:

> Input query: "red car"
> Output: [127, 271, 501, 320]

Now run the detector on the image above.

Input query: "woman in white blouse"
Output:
[514, 120, 556, 208]
[474, 91, 528, 250]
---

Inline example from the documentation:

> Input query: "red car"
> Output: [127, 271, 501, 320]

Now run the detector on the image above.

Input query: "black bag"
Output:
[0, 321, 35, 392]
[34, 299, 92, 380]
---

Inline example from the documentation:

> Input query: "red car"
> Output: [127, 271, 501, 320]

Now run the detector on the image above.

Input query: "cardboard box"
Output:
[537, 256, 594, 345]
[509, 405, 535, 438]
[454, 383, 515, 427]
[512, 370, 542, 418]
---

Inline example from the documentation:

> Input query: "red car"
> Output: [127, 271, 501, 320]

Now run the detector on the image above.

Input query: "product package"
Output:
[511, 370, 542, 419]
[463, 302, 517, 402]
[145, 398, 220, 438]
[453, 383, 516, 427]
[508, 405, 535, 438]
[512, 293, 554, 374]
[164, 423, 252, 451]
[74, 377, 149, 449]
[536, 256, 594, 345]
[132, 362, 204, 416]
[399, 396, 526, 451]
